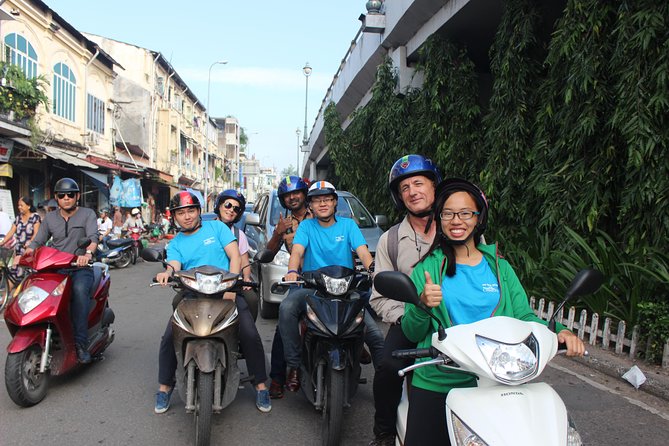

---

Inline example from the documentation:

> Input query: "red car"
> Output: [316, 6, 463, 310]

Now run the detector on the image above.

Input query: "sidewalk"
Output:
[567, 344, 669, 402]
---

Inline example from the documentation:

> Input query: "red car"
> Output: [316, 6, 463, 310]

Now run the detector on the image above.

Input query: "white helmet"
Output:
[307, 180, 338, 202]
[131, 208, 140, 216]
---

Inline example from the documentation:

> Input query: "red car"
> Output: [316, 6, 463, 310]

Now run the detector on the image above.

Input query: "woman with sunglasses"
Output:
[214, 189, 258, 321]
[400, 178, 585, 446]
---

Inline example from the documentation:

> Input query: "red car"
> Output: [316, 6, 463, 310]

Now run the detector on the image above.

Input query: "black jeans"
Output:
[158, 294, 267, 386]
[404, 387, 451, 446]
[372, 323, 416, 437]
[269, 326, 285, 384]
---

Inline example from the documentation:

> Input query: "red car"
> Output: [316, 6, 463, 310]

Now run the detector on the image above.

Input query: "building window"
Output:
[86, 94, 105, 134]
[53, 63, 76, 121]
[4, 33, 38, 78]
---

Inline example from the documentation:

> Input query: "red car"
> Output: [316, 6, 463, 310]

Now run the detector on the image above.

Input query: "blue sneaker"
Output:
[155, 387, 173, 414]
[256, 389, 272, 413]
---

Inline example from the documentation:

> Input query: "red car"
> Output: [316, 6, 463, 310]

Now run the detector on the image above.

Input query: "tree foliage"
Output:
[322, 0, 669, 359]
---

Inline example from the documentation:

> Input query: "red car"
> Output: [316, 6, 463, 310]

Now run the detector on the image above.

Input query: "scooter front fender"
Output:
[184, 340, 225, 373]
[6, 326, 45, 353]
[446, 382, 568, 446]
[328, 347, 348, 371]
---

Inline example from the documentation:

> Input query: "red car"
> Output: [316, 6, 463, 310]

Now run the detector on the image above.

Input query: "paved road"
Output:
[1, 260, 668, 445]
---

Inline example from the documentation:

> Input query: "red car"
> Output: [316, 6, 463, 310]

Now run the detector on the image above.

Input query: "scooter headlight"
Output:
[451, 412, 488, 446]
[181, 273, 235, 295]
[321, 274, 351, 296]
[476, 333, 538, 383]
[17, 286, 50, 314]
[567, 417, 583, 446]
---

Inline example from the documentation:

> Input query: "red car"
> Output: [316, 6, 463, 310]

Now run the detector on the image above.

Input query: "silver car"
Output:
[245, 190, 387, 319]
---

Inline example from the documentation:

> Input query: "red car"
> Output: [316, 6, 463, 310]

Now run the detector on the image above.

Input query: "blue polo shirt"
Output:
[293, 217, 366, 271]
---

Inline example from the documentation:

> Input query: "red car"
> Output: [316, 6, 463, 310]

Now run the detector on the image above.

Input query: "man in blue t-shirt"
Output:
[279, 181, 376, 392]
[152, 191, 271, 415]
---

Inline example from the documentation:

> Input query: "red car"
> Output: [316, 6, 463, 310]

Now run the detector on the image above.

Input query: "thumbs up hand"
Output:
[420, 271, 442, 308]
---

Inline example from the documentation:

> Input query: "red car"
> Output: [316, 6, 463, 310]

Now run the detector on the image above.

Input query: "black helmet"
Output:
[277, 175, 309, 209]
[388, 154, 441, 211]
[214, 189, 246, 223]
[434, 178, 489, 243]
[54, 177, 80, 193]
[306, 180, 338, 202]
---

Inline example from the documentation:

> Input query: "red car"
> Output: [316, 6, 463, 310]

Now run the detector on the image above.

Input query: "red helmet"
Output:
[169, 191, 201, 212]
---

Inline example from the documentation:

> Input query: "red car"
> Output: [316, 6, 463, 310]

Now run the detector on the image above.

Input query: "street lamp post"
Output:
[204, 60, 228, 211]
[301, 62, 312, 176]
[295, 128, 301, 175]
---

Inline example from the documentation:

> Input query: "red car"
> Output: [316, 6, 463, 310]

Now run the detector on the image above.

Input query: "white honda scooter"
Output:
[374, 268, 603, 446]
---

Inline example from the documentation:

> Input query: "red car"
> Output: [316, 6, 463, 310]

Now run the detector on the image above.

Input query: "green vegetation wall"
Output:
[324, 0, 669, 334]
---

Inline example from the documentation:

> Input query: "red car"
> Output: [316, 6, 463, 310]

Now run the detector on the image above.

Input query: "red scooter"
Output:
[3, 242, 115, 407]
[126, 226, 145, 265]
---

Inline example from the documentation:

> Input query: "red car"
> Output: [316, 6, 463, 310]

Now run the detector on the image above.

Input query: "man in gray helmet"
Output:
[26, 178, 98, 364]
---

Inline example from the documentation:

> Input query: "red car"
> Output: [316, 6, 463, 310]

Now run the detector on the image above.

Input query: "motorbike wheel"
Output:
[194, 371, 214, 446]
[321, 368, 344, 446]
[114, 250, 132, 269]
[5, 345, 49, 407]
[131, 245, 138, 265]
[0, 271, 9, 312]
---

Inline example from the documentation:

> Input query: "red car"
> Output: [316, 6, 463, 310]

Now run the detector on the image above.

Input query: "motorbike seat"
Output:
[107, 238, 134, 248]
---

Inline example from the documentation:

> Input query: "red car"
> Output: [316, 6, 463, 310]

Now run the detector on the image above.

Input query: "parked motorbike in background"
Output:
[374, 268, 603, 446]
[3, 239, 115, 406]
[268, 264, 370, 446]
[142, 247, 264, 446]
[125, 226, 145, 264]
[95, 238, 134, 269]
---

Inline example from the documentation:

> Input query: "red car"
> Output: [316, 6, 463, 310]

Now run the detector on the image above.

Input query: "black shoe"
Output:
[76, 344, 92, 364]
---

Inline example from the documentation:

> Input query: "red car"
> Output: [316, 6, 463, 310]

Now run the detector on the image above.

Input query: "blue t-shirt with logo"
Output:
[442, 258, 500, 325]
[293, 217, 367, 271]
[167, 220, 236, 271]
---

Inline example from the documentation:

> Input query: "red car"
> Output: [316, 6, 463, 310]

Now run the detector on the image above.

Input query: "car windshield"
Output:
[269, 193, 375, 229]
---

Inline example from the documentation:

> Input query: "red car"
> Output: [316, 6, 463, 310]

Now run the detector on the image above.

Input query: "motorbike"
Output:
[269, 265, 371, 446]
[125, 226, 145, 264]
[3, 239, 116, 407]
[95, 237, 134, 269]
[146, 223, 165, 242]
[0, 236, 15, 312]
[373, 268, 604, 446]
[142, 247, 265, 446]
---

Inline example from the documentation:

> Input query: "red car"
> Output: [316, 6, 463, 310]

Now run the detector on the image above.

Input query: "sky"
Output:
[49, 1, 368, 173]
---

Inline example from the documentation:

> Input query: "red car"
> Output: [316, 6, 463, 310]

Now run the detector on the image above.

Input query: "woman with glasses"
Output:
[400, 178, 585, 446]
[214, 189, 258, 321]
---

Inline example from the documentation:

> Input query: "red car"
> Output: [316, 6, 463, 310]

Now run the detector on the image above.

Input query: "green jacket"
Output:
[402, 243, 566, 394]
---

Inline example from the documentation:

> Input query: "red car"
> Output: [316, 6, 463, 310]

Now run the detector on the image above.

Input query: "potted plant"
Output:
[0, 62, 49, 122]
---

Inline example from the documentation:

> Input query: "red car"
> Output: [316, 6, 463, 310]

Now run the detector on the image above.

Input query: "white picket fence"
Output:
[530, 297, 669, 369]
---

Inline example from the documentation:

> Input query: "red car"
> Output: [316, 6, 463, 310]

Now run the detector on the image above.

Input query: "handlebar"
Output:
[392, 347, 436, 360]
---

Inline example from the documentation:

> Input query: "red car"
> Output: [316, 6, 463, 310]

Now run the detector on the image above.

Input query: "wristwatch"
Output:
[85, 250, 94, 256]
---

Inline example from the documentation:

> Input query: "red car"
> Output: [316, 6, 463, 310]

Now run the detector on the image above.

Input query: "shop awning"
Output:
[82, 169, 109, 198]
[43, 146, 99, 169]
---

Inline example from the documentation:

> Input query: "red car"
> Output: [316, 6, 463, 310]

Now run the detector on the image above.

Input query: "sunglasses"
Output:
[56, 192, 76, 199]
[223, 202, 242, 213]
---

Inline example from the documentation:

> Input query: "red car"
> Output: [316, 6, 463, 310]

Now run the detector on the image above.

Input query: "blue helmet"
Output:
[277, 175, 308, 209]
[388, 154, 441, 210]
[215, 189, 246, 223]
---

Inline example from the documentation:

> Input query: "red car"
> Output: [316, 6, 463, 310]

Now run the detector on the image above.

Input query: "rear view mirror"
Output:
[374, 271, 420, 307]
[141, 248, 164, 262]
[254, 249, 276, 264]
[246, 212, 260, 226]
[565, 269, 604, 300]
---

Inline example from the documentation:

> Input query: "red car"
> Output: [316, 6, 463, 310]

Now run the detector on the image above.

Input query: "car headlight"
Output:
[451, 412, 488, 446]
[272, 249, 290, 267]
[181, 273, 236, 294]
[322, 274, 352, 296]
[18, 285, 50, 314]
[476, 334, 538, 383]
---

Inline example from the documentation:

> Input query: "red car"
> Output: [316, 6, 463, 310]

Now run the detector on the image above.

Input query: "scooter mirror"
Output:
[141, 247, 164, 262]
[254, 249, 276, 264]
[77, 237, 92, 249]
[565, 268, 604, 300]
[374, 271, 421, 306]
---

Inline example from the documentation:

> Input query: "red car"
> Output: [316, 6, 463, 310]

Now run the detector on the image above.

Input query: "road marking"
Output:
[549, 362, 669, 421]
